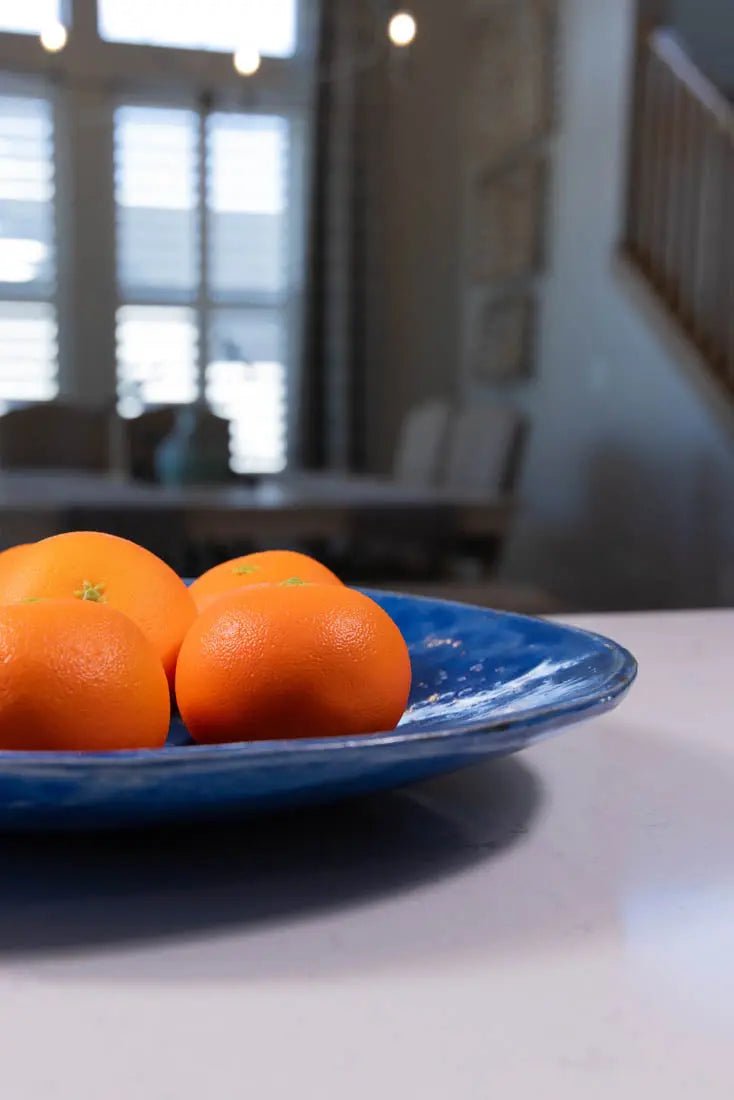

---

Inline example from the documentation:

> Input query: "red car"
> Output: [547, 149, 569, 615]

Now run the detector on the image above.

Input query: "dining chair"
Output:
[442, 402, 525, 498]
[0, 404, 110, 471]
[438, 401, 526, 578]
[392, 398, 451, 487]
[339, 399, 452, 580]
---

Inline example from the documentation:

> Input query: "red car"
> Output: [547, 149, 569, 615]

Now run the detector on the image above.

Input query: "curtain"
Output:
[300, 0, 389, 471]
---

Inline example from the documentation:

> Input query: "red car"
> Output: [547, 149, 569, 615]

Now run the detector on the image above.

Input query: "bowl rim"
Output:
[0, 591, 637, 770]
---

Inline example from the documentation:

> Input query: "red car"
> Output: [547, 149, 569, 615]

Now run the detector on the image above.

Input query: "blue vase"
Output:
[154, 406, 231, 486]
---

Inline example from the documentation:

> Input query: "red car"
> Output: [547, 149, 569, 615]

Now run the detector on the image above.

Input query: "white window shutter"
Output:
[116, 305, 199, 414]
[0, 84, 58, 405]
[205, 112, 291, 472]
[113, 100, 292, 473]
[114, 106, 199, 300]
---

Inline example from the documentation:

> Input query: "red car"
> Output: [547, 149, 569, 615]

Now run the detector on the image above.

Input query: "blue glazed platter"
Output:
[0, 592, 636, 830]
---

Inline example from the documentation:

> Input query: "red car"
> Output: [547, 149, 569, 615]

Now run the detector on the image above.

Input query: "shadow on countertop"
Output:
[0, 756, 542, 969]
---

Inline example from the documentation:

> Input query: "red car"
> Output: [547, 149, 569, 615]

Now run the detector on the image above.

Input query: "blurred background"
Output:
[0, 0, 731, 612]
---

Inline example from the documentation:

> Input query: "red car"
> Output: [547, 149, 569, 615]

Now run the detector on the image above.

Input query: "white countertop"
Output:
[0, 610, 731, 1099]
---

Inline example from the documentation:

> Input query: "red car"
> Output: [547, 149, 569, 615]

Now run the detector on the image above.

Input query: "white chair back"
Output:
[443, 403, 523, 497]
[393, 399, 451, 487]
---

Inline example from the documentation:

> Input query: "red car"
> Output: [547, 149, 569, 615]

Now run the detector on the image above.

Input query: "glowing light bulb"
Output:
[40, 21, 68, 53]
[233, 45, 261, 76]
[388, 11, 417, 47]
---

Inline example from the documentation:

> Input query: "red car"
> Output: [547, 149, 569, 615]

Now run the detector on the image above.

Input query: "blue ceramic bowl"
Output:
[0, 592, 636, 830]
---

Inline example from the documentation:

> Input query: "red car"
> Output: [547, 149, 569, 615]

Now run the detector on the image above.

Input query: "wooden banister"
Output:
[625, 27, 734, 391]
[651, 29, 732, 121]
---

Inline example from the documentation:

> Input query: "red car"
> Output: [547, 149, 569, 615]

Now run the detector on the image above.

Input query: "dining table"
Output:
[0, 607, 730, 1098]
[0, 468, 509, 559]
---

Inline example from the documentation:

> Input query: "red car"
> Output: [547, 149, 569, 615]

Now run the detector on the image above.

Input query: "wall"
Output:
[369, 0, 465, 472]
[372, 0, 555, 472]
[459, 1, 556, 403]
[502, 0, 734, 610]
[671, 0, 734, 91]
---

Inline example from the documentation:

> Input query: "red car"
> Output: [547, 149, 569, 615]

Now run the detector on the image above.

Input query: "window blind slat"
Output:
[0, 93, 55, 288]
[116, 305, 198, 414]
[114, 106, 199, 298]
[0, 302, 58, 402]
[0, 86, 58, 403]
[207, 114, 289, 298]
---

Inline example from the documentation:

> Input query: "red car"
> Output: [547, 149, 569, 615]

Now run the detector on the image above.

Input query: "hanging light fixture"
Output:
[39, 21, 68, 53]
[388, 11, 417, 48]
[233, 44, 261, 76]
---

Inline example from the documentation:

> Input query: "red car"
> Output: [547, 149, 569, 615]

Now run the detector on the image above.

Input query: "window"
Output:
[114, 106, 199, 299]
[98, 0, 297, 58]
[0, 2, 309, 470]
[113, 104, 291, 472]
[0, 84, 58, 403]
[0, 302, 57, 403]
[206, 310, 286, 473]
[205, 113, 289, 473]
[116, 305, 198, 411]
[0, 1, 61, 37]
[207, 113, 288, 297]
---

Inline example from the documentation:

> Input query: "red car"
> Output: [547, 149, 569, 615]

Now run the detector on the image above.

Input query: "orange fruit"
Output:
[0, 599, 170, 750]
[176, 584, 412, 743]
[189, 549, 342, 613]
[0, 544, 31, 582]
[0, 543, 30, 562]
[0, 532, 195, 687]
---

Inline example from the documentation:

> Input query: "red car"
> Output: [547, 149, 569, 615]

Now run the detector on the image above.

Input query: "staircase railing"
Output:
[625, 27, 734, 392]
